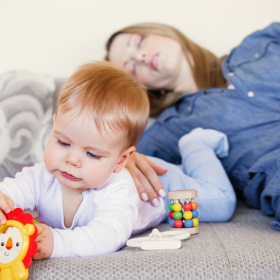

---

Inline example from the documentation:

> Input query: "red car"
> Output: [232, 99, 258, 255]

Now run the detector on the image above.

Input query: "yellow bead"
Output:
[192, 218, 199, 227]
[183, 211, 193, 220]
[173, 203, 182, 212]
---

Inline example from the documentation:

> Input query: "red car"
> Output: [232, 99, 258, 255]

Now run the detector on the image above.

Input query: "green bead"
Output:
[168, 203, 174, 211]
[173, 211, 183, 220]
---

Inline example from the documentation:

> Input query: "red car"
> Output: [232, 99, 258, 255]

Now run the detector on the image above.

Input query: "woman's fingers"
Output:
[136, 154, 167, 197]
[127, 153, 167, 206]
[146, 158, 168, 176]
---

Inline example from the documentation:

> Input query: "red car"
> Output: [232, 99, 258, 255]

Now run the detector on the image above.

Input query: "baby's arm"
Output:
[51, 181, 139, 258]
[0, 164, 41, 224]
[0, 164, 44, 212]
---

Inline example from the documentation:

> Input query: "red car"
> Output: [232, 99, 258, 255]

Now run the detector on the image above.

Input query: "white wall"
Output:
[1, 0, 280, 77]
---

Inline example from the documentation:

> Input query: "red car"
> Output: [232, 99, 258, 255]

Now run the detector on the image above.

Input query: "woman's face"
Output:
[108, 33, 197, 93]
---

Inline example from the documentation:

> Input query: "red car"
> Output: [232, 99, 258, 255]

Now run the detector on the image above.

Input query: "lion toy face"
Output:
[0, 227, 23, 264]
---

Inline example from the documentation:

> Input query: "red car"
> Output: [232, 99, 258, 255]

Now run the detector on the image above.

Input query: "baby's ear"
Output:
[114, 146, 136, 173]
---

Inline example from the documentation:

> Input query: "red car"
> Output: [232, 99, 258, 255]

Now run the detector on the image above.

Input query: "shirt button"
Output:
[188, 106, 192, 111]
[248, 91, 254, 97]
[254, 53, 259, 58]
[227, 72, 234, 77]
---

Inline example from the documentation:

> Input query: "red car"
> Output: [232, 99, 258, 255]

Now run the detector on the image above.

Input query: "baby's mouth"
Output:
[60, 171, 81, 181]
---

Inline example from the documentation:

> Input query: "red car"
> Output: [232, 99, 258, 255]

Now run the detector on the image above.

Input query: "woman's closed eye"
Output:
[87, 151, 101, 160]
[137, 36, 144, 48]
[57, 139, 70, 147]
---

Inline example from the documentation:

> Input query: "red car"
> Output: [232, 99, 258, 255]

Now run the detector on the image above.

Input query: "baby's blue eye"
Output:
[58, 140, 70, 147]
[87, 152, 101, 160]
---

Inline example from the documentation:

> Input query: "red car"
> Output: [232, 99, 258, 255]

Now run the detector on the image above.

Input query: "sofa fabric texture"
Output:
[28, 201, 280, 280]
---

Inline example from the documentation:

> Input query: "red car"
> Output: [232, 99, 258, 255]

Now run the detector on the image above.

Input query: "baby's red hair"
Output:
[56, 61, 149, 148]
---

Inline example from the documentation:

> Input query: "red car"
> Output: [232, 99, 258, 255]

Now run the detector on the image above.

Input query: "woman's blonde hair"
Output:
[105, 22, 228, 116]
[56, 61, 149, 148]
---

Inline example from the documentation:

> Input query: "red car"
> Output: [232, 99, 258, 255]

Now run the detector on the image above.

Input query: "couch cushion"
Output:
[0, 71, 55, 180]
[28, 200, 280, 279]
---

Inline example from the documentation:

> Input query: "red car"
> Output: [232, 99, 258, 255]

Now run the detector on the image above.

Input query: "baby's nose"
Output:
[66, 154, 82, 167]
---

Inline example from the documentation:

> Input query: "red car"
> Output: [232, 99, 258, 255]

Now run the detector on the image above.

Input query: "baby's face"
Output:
[44, 110, 130, 191]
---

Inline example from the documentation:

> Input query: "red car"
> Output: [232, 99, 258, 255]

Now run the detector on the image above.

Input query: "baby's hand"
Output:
[33, 224, 54, 260]
[0, 191, 14, 224]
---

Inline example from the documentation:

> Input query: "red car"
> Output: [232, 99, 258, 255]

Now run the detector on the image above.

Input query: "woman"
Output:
[106, 22, 280, 230]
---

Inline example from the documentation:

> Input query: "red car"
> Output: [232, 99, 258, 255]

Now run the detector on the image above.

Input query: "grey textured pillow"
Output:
[0, 71, 55, 180]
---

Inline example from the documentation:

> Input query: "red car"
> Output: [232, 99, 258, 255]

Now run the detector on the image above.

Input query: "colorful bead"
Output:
[168, 203, 174, 211]
[168, 218, 175, 228]
[174, 219, 183, 228]
[191, 202, 198, 210]
[192, 218, 199, 227]
[184, 219, 193, 228]
[192, 210, 198, 218]
[168, 211, 174, 219]
[173, 211, 183, 220]
[173, 203, 182, 212]
[183, 203, 192, 211]
[183, 211, 193, 220]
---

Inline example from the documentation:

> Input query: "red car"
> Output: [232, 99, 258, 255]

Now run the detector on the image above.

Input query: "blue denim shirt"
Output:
[137, 22, 280, 230]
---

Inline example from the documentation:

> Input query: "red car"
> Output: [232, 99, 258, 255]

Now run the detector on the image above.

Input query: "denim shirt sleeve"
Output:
[137, 94, 204, 164]
[223, 22, 280, 112]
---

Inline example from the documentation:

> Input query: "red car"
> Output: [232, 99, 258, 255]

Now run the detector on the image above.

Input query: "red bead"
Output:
[191, 202, 198, 210]
[169, 211, 174, 219]
[184, 203, 192, 211]
[174, 219, 183, 228]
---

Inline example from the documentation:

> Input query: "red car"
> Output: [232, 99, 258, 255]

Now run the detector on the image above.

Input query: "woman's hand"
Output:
[0, 191, 14, 225]
[33, 224, 54, 260]
[126, 152, 167, 206]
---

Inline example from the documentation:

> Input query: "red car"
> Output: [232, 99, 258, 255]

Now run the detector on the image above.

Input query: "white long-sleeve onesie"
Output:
[0, 165, 165, 258]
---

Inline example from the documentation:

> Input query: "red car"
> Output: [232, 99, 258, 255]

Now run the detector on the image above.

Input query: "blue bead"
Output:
[168, 218, 175, 228]
[192, 210, 198, 218]
[184, 219, 193, 228]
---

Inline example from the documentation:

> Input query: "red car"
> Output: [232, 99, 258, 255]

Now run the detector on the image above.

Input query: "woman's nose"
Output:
[133, 50, 148, 64]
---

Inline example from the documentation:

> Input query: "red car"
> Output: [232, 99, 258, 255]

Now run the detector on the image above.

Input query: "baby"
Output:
[0, 61, 235, 259]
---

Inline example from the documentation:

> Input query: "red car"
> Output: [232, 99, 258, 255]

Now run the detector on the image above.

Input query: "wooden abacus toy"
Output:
[168, 190, 199, 235]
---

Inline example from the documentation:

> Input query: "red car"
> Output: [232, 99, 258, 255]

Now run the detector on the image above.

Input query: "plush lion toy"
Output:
[0, 208, 38, 280]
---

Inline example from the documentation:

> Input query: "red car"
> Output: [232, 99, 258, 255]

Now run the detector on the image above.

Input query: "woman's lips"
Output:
[149, 53, 159, 71]
[60, 171, 81, 181]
